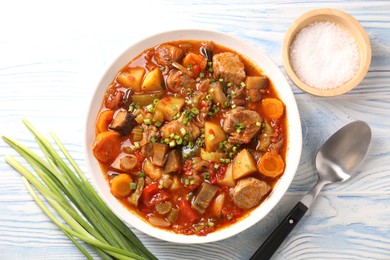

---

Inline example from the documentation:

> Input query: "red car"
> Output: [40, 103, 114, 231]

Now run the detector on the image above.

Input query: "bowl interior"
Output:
[282, 8, 371, 96]
[85, 29, 302, 243]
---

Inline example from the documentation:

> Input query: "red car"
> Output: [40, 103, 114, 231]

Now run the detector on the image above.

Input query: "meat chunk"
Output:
[108, 109, 136, 135]
[166, 69, 196, 94]
[160, 114, 201, 141]
[139, 125, 160, 146]
[213, 52, 246, 85]
[230, 177, 270, 209]
[229, 85, 246, 106]
[223, 107, 262, 144]
[154, 44, 184, 67]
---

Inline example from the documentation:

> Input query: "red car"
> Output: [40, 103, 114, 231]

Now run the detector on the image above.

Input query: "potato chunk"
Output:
[217, 163, 235, 187]
[232, 149, 257, 180]
[116, 67, 145, 92]
[204, 121, 226, 152]
[142, 68, 163, 92]
[155, 96, 185, 121]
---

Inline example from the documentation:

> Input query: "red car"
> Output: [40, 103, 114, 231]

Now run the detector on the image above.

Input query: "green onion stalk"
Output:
[2, 119, 157, 260]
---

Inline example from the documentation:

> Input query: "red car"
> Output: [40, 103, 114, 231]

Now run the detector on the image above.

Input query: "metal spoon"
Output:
[250, 120, 372, 260]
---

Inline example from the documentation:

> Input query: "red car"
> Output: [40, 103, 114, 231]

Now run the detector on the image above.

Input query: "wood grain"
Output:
[1, 0, 389, 259]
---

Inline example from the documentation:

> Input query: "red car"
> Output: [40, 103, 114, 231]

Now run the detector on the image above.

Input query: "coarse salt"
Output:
[290, 21, 360, 89]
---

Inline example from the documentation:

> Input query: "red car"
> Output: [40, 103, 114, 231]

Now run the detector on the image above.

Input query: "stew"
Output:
[92, 40, 287, 236]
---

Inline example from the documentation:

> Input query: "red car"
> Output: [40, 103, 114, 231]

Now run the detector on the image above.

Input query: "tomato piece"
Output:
[141, 183, 170, 208]
[176, 198, 199, 226]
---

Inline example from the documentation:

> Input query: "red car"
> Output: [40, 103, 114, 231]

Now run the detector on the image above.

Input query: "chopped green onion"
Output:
[209, 88, 215, 93]
[180, 127, 187, 135]
[134, 142, 140, 149]
[236, 123, 245, 130]
[146, 104, 154, 113]
[199, 72, 205, 78]
[184, 179, 190, 185]
[208, 221, 215, 227]
[210, 78, 216, 83]
[214, 164, 220, 169]
[130, 182, 137, 190]
[256, 122, 261, 127]
[139, 172, 145, 177]
[158, 184, 163, 189]
[169, 140, 176, 148]
[143, 118, 152, 125]
[153, 98, 160, 104]
[154, 121, 162, 127]
[231, 104, 237, 109]
[191, 107, 199, 115]
[208, 134, 215, 141]
[227, 82, 233, 87]
[219, 78, 224, 82]
[240, 82, 246, 87]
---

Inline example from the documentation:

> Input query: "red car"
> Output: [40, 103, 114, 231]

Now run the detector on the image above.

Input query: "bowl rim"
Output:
[84, 28, 302, 243]
[282, 8, 371, 97]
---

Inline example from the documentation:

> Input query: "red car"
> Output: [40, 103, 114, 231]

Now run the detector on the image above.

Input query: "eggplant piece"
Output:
[141, 142, 154, 158]
[200, 41, 214, 62]
[128, 177, 145, 207]
[258, 120, 273, 151]
[155, 201, 172, 215]
[163, 149, 182, 174]
[245, 76, 268, 102]
[192, 183, 218, 214]
[152, 143, 169, 167]
[210, 82, 230, 108]
[109, 108, 136, 135]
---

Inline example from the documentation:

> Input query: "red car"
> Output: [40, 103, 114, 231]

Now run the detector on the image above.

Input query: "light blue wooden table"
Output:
[1, 0, 389, 259]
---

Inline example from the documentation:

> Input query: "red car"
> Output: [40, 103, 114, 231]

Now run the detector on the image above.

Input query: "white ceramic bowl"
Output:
[85, 29, 302, 244]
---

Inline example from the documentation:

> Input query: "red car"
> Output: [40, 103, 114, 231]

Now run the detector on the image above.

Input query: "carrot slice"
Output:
[96, 110, 114, 133]
[92, 131, 122, 164]
[262, 98, 284, 120]
[258, 152, 285, 178]
[111, 174, 133, 197]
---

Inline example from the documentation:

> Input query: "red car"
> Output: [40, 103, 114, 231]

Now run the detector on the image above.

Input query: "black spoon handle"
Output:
[250, 201, 308, 260]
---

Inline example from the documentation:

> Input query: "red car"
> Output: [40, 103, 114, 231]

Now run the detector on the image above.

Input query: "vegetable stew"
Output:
[92, 40, 287, 236]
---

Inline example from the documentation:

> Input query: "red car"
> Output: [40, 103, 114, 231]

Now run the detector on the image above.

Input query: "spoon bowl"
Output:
[251, 121, 372, 260]
[316, 120, 372, 182]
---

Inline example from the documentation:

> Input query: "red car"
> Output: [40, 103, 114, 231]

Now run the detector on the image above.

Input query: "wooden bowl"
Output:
[282, 8, 371, 96]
